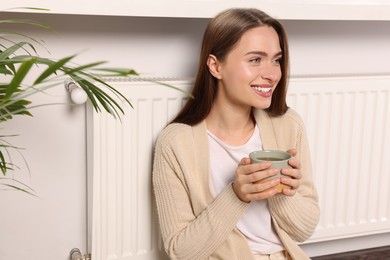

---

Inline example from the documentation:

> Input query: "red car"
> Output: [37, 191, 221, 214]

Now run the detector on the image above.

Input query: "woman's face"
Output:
[214, 26, 282, 111]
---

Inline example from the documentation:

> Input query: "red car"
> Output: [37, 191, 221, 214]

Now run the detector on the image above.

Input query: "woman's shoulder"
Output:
[280, 108, 305, 126]
[155, 123, 194, 147]
[268, 108, 306, 132]
[254, 108, 304, 127]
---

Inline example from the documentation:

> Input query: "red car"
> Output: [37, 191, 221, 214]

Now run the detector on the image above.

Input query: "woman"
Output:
[153, 8, 319, 260]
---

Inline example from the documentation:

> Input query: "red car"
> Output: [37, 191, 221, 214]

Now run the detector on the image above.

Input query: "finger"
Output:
[247, 181, 281, 201]
[238, 178, 281, 201]
[282, 187, 297, 196]
[249, 161, 273, 171]
[281, 175, 300, 189]
[288, 157, 301, 169]
[239, 157, 271, 172]
[287, 148, 297, 157]
[249, 188, 280, 200]
[281, 168, 301, 179]
[238, 161, 273, 177]
[236, 169, 278, 193]
[247, 168, 278, 184]
[236, 158, 259, 176]
[252, 177, 281, 193]
[239, 157, 252, 166]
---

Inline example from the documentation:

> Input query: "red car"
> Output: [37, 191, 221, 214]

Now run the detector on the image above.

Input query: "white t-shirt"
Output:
[207, 125, 284, 254]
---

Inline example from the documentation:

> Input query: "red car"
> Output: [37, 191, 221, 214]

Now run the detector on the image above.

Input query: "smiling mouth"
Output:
[251, 85, 272, 93]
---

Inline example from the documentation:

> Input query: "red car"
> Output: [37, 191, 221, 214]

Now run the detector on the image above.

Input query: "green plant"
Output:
[0, 8, 139, 194]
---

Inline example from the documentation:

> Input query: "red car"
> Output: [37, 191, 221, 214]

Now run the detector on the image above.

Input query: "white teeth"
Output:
[253, 86, 272, 93]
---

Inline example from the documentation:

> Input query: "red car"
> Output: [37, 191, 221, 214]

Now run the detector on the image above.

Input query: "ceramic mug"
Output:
[249, 150, 292, 192]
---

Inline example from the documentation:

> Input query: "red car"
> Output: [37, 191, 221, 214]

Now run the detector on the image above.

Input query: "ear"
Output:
[207, 54, 222, 79]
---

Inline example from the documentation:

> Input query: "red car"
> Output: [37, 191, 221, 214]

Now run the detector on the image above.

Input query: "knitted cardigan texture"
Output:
[152, 108, 320, 260]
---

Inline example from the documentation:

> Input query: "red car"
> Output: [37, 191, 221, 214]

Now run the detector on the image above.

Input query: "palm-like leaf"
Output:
[0, 11, 140, 193]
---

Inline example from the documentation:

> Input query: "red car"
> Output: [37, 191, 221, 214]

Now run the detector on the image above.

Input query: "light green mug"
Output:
[249, 150, 292, 192]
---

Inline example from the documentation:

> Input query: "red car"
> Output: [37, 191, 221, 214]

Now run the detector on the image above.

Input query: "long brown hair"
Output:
[172, 8, 290, 125]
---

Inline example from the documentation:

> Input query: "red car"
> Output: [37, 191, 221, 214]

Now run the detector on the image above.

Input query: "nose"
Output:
[260, 62, 281, 83]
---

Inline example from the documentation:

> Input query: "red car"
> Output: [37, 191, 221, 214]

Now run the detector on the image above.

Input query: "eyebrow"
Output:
[245, 51, 282, 57]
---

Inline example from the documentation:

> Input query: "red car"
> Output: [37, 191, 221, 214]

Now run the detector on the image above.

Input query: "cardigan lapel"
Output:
[192, 121, 215, 204]
[253, 109, 279, 150]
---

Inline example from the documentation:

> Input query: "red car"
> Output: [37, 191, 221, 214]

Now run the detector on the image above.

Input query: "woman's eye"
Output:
[273, 58, 282, 64]
[250, 57, 261, 63]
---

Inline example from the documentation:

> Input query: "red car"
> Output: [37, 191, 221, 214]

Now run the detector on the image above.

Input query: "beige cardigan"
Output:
[152, 109, 320, 260]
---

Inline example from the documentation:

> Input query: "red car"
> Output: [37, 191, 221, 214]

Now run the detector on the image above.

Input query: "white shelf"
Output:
[2, 0, 390, 20]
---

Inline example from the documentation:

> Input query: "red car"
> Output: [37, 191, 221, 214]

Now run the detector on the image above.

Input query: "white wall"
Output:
[284, 19, 390, 76]
[7, 13, 390, 77]
[1, 11, 390, 258]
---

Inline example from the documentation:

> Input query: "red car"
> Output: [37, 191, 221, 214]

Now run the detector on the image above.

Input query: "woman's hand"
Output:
[280, 149, 302, 196]
[232, 157, 282, 203]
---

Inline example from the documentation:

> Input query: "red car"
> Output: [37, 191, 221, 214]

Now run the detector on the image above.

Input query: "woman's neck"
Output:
[205, 104, 255, 146]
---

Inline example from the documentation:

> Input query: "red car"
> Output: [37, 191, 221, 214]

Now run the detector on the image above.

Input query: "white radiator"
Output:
[87, 75, 390, 259]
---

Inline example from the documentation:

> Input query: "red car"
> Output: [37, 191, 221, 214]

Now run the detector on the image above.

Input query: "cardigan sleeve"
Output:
[152, 125, 249, 259]
[267, 111, 320, 242]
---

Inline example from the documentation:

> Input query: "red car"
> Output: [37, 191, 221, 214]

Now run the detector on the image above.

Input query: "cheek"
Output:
[242, 66, 257, 76]
[234, 64, 258, 81]
[277, 67, 282, 78]
[272, 66, 282, 84]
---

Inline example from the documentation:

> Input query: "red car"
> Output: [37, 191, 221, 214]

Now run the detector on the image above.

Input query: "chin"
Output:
[253, 102, 272, 110]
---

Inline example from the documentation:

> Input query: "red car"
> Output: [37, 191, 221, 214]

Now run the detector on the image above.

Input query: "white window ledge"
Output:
[2, 0, 390, 21]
